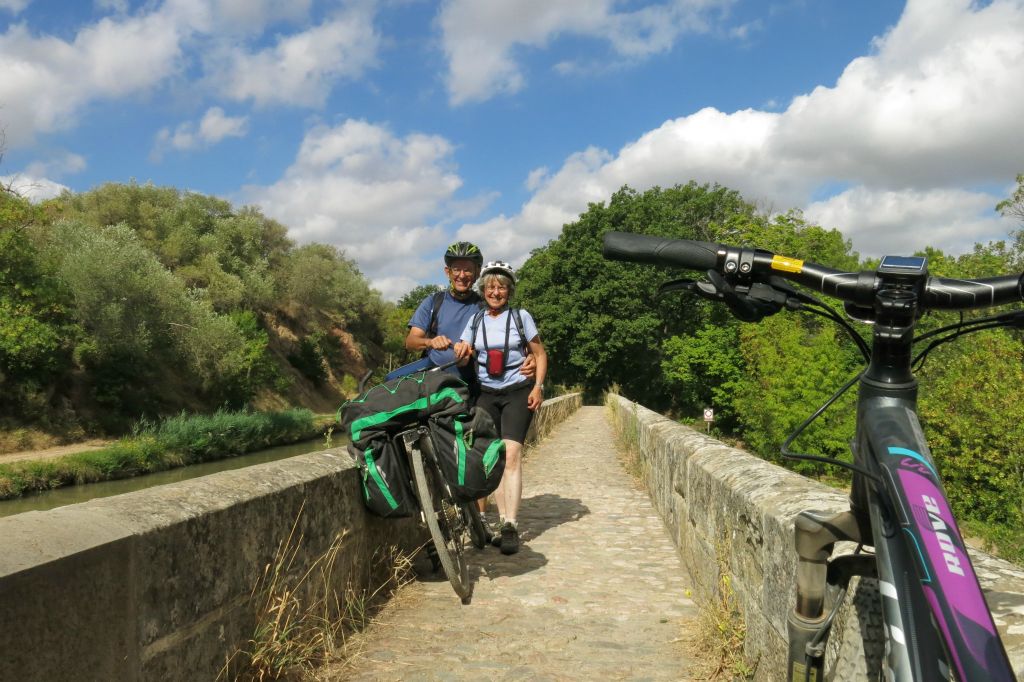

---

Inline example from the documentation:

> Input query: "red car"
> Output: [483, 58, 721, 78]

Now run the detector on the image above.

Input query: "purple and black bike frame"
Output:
[787, 273, 1017, 681]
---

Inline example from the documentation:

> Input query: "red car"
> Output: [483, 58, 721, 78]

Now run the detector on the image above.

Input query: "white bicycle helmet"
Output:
[475, 261, 516, 294]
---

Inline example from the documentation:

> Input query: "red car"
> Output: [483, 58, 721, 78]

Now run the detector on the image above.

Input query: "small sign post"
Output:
[703, 407, 714, 433]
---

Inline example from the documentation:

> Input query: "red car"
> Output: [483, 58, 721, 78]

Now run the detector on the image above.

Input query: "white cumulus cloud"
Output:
[1, 150, 85, 201]
[0, 10, 187, 146]
[0, 0, 30, 14]
[804, 187, 1015, 259]
[205, 6, 379, 107]
[152, 107, 249, 159]
[1, 174, 70, 201]
[244, 120, 467, 299]
[458, 0, 1024, 265]
[0, 1, 380, 148]
[439, 0, 735, 105]
[208, 0, 314, 34]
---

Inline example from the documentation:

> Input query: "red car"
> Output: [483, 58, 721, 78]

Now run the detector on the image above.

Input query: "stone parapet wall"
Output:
[526, 392, 583, 447]
[0, 394, 581, 681]
[607, 393, 1024, 681]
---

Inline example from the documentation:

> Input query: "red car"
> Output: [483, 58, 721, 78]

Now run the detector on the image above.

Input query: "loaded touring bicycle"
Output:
[339, 361, 504, 603]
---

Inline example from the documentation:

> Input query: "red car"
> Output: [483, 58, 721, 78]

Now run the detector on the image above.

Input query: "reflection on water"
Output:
[0, 438, 339, 518]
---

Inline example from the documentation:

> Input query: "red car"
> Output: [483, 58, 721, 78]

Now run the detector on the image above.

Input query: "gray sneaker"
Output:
[500, 522, 519, 555]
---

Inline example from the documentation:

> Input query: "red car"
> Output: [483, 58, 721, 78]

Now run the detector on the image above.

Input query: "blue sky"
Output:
[2, 0, 1022, 299]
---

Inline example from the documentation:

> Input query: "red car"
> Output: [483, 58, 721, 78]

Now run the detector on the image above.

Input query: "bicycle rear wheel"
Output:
[410, 438, 472, 602]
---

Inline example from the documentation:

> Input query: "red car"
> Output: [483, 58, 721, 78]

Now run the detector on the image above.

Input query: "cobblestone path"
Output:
[330, 406, 702, 681]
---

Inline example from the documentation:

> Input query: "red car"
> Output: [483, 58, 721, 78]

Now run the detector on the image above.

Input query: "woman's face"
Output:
[483, 277, 510, 309]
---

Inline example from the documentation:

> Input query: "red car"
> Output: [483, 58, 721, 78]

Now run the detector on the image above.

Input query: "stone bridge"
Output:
[1, 394, 1022, 681]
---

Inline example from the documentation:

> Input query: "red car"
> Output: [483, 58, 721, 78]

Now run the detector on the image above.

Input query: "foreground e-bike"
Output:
[603, 230, 1018, 681]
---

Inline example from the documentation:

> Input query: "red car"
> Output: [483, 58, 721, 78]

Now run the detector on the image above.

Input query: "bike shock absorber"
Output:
[787, 510, 863, 681]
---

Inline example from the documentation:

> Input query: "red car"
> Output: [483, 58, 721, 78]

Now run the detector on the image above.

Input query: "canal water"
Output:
[0, 438, 341, 518]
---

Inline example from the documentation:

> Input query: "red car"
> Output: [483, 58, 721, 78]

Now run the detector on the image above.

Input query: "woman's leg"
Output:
[501, 439, 523, 523]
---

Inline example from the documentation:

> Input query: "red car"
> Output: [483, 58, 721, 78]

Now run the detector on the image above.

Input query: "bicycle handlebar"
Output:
[602, 232, 720, 270]
[602, 231, 1024, 312]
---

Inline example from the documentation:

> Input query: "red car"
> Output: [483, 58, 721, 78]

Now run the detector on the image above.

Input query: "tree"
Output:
[398, 283, 444, 311]
[516, 182, 760, 407]
[996, 173, 1024, 224]
[0, 192, 74, 413]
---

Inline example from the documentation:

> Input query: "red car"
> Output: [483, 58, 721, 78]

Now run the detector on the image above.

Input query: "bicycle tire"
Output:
[826, 576, 885, 682]
[464, 502, 488, 549]
[410, 441, 472, 602]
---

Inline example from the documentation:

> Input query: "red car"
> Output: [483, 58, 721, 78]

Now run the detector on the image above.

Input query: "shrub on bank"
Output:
[0, 409, 318, 500]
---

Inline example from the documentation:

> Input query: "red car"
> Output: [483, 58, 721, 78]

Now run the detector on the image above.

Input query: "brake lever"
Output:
[657, 278, 724, 301]
[658, 273, 799, 323]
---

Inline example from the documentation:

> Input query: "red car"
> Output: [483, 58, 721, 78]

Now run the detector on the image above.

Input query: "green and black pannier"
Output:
[350, 436, 419, 518]
[429, 407, 506, 503]
[340, 369, 508, 514]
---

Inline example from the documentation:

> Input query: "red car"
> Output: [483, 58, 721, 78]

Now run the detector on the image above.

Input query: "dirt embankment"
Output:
[1, 308, 374, 464]
[0, 439, 114, 464]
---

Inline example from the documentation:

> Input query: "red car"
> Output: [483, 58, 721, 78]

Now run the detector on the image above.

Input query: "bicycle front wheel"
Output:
[410, 439, 472, 602]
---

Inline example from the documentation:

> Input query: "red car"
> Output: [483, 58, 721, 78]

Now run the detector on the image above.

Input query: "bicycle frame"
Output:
[789, 279, 1015, 680]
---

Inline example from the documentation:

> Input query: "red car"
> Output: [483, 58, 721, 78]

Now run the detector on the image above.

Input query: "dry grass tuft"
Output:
[677, 540, 757, 681]
[219, 504, 415, 681]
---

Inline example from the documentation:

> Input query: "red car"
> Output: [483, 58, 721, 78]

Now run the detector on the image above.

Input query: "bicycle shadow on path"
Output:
[406, 492, 589, 585]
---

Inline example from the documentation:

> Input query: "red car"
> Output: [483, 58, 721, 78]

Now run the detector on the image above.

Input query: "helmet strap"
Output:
[449, 284, 477, 301]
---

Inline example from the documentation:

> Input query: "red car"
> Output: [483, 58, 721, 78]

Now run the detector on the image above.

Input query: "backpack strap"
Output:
[470, 308, 530, 357]
[468, 309, 487, 350]
[419, 290, 447, 359]
[426, 290, 446, 338]
[511, 308, 530, 354]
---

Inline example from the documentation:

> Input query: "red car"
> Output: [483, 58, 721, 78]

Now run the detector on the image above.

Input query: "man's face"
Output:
[445, 258, 480, 295]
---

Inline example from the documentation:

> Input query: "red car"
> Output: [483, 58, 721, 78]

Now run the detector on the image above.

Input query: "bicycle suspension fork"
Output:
[787, 506, 874, 680]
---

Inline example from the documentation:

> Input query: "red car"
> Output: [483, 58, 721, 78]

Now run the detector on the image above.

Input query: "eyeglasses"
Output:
[447, 266, 477, 276]
[484, 284, 509, 292]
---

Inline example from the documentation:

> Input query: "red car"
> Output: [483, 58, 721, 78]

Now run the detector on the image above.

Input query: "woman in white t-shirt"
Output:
[453, 261, 548, 555]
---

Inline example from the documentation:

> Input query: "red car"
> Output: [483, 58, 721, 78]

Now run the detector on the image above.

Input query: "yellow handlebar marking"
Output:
[771, 255, 804, 274]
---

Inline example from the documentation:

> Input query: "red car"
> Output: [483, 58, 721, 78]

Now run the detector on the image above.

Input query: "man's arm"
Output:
[405, 327, 452, 353]
[520, 353, 537, 378]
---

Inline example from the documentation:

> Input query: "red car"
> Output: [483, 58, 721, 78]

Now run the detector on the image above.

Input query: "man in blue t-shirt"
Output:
[405, 241, 535, 387]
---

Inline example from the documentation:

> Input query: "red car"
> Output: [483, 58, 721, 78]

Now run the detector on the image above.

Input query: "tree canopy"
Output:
[0, 182, 395, 431]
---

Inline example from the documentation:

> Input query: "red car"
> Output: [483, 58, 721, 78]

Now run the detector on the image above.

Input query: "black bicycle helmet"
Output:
[444, 241, 483, 266]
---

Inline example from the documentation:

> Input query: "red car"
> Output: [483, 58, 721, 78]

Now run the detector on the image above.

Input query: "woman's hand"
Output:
[453, 340, 472, 361]
[527, 385, 544, 411]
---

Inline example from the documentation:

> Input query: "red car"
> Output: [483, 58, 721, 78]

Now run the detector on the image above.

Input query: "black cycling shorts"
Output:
[476, 381, 535, 444]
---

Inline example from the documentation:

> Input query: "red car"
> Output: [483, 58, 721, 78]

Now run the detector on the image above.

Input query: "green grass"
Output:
[0, 408, 320, 500]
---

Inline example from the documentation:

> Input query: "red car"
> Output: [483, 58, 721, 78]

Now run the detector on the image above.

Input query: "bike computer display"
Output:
[878, 255, 927, 275]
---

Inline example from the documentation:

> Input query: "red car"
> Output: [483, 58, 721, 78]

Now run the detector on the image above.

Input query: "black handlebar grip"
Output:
[602, 231, 721, 271]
